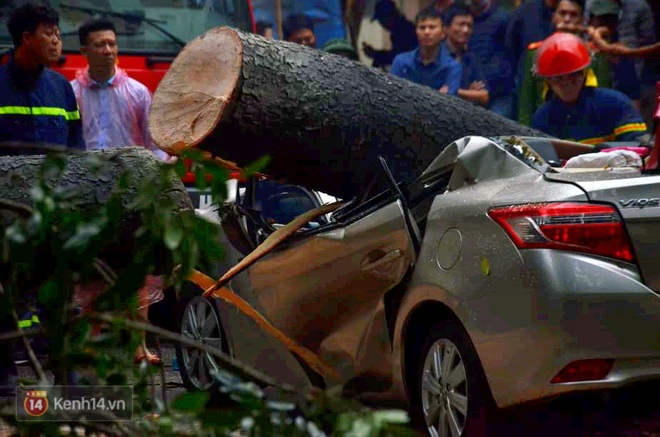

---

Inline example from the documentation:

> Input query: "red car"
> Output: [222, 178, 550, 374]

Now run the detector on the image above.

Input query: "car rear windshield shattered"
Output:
[492, 137, 551, 172]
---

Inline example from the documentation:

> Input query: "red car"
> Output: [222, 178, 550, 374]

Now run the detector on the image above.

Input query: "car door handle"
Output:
[361, 249, 403, 272]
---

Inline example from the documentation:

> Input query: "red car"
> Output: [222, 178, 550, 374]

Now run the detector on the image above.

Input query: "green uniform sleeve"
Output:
[517, 48, 543, 126]
[590, 52, 612, 90]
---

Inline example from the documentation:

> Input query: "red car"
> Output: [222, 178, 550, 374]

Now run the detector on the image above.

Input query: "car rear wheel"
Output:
[412, 321, 493, 437]
[176, 295, 226, 393]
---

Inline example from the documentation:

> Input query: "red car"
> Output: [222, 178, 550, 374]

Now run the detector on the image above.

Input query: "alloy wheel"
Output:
[179, 297, 224, 390]
[421, 338, 469, 437]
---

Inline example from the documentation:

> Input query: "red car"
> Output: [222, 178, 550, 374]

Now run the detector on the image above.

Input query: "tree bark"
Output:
[0, 147, 193, 278]
[149, 27, 543, 200]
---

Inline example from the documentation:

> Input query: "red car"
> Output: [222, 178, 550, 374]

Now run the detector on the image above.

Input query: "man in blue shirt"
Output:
[390, 8, 462, 95]
[443, 4, 489, 107]
[531, 33, 648, 144]
[469, 0, 513, 116]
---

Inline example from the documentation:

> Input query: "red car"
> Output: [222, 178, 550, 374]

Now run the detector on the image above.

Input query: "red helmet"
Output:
[533, 32, 591, 77]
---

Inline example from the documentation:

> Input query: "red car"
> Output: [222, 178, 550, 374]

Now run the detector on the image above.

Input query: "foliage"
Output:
[0, 148, 413, 436]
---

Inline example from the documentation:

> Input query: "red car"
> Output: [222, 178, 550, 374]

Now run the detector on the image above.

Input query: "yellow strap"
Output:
[0, 106, 80, 121]
[585, 68, 598, 87]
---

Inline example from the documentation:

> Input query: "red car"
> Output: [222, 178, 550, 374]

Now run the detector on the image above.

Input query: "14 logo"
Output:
[24, 390, 49, 417]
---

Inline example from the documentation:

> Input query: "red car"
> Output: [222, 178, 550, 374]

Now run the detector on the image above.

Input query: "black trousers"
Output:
[0, 317, 17, 377]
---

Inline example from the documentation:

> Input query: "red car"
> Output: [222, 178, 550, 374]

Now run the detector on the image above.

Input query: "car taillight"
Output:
[488, 203, 635, 263]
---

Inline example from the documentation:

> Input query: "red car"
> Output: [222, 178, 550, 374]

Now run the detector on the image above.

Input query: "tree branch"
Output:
[87, 312, 294, 393]
[0, 327, 42, 342]
[0, 199, 34, 217]
[92, 257, 118, 285]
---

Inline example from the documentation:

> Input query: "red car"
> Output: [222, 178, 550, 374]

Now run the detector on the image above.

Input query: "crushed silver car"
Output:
[176, 136, 660, 437]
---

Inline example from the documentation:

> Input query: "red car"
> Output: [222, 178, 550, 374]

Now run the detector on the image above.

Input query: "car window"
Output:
[254, 180, 320, 225]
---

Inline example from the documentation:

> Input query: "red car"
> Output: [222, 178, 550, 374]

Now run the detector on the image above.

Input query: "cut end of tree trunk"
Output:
[149, 27, 243, 155]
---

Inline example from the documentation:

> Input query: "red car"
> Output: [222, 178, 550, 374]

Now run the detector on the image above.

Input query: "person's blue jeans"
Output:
[489, 94, 514, 119]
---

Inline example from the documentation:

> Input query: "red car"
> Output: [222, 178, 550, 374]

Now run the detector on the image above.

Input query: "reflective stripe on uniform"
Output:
[614, 123, 648, 137]
[579, 134, 616, 145]
[17, 314, 41, 329]
[18, 319, 31, 329]
[0, 106, 80, 121]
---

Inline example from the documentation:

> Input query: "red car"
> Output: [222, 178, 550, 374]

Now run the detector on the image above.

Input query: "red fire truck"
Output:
[1, 1, 256, 206]
[2, 1, 255, 91]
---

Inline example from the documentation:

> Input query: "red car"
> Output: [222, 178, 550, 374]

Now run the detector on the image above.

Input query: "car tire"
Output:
[175, 290, 229, 397]
[411, 321, 495, 437]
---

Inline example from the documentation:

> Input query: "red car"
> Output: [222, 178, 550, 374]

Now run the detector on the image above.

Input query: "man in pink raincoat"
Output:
[71, 17, 170, 366]
[70, 17, 170, 161]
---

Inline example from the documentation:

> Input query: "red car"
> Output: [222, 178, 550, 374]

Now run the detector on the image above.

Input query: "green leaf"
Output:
[37, 280, 58, 305]
[241, 155, 271, 178]
[84, 154, 105, 173]
[117, 171, 130, 190]
[205, 162, 230, 181]
[29, 186, 45, 203]
[192, 217, 223, 260]
[210, 178, 228, 205]
[173, 157, 188, 179]
[40, 196, 56, 214]
[69, 318, 91, 344]
[63, 217, 108, 252]
[158, 415, 174, 433]
[198, 409, 245, 429]
[345, 417, 374, 437]
[371, 410, 409, 425]
[194, 164, 208, 191]
[53, 184, 83, 201]
[171, 391, 210, 413]
[265, 400, 296, 412]
[180, 148, 206, 161]
[26, 211, 43, 236]
[164, 217, 184, 250]
[5, 224, 27, 245]
[42, 153, 67, 180]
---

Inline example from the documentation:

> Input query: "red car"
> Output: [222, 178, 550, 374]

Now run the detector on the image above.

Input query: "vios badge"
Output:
[619, 198, 660, 208]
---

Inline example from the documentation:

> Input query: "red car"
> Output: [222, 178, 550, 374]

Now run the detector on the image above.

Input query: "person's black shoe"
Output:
[12, 346, 28, 365]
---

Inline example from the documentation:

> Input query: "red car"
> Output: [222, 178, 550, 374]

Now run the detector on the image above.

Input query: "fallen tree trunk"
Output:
[0, 146, 192, 281]
[149, 27, 543, 199]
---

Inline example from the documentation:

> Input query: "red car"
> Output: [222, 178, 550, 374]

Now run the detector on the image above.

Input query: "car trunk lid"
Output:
[546, 171, 660, 292]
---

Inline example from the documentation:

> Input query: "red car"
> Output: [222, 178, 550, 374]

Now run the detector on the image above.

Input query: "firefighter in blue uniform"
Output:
[0, 4, 84, 397]
[531, 32, 648, 144]
[0, 8, 83, 150]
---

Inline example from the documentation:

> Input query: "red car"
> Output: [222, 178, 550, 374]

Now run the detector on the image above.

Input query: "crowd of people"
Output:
[257, 0, 657, 144]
